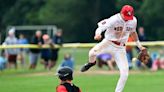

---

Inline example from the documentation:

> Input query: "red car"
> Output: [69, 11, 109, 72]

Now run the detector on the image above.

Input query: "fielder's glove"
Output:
[138, 48, 150, 64]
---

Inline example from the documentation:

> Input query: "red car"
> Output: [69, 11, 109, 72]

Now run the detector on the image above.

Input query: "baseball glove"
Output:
[138, 49, 150, 64]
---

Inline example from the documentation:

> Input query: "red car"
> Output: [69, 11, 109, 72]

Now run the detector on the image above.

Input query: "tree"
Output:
[39, 0, 116, 42]
[0, 0, 17, 28]
[140, 0, 164, 40]
[38, 0, 97, 42]
[2, 0, 45, 26]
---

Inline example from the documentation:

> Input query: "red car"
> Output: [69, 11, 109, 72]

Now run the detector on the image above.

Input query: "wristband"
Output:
[136, 40, 142, 49]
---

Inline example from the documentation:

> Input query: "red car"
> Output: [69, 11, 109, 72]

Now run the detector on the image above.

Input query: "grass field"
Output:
[0, 48, 164, 92]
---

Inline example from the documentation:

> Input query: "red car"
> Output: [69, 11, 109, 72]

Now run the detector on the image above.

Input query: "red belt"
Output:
[111, 41, 125, 46]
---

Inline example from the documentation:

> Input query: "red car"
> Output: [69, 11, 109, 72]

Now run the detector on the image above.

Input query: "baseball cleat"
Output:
[80, 62, 96, 72]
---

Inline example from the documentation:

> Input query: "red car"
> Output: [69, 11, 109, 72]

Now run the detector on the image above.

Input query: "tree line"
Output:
[0, 0, 163, 42]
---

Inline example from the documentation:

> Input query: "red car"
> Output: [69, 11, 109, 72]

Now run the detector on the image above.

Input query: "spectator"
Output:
[151, 50, 164, 71]
[138, 27, 146, 41]
[41, 34, 54, 70]
[17, 34, 28, 67]
[132, 57, 152, 70]
[29, 30, 43, 69]
[96, 53, 116, 70]
[58, 53, 74, 70]
[151, 52, 159, 62]
[56, 67, 81, 92]
[18, 34, 28, 44]
[126, 36, 134, 69]
[50, 29, 63, 68]
[3, 28, 19, 69]
[0, 50, 7, 71]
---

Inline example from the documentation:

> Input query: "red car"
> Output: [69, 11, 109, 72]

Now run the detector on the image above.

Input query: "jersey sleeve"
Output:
[131, 17, 137, 32]
[95, 16, 116, 35]
[56, 85, 68, 92]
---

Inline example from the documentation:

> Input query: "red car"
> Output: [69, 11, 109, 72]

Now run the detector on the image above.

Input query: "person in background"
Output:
[17, 34, 28, 67]
[58, 53, 74, 70]
[0, 50, 7, 71]
[96, 53, 116, 70]
[151, 50, 164, 71]
[3, 28, 19, 69]
[151, 52, 159, 63]
[138, 27, 146, 41]
[126, 36, 134, 69]
[50, 29, 63, 68]
[41, 34, 54, 70]
[29, 30, 43, 69]
[56, 67, 81, 92]
[132, 57, 152, 70]
[18, 34, 28, 44]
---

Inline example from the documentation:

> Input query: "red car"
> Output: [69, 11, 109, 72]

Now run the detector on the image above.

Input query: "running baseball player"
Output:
[81, 5, 147, 92]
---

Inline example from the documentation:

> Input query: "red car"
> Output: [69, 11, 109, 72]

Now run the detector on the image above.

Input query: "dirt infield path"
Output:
[20, 70, 150, 77]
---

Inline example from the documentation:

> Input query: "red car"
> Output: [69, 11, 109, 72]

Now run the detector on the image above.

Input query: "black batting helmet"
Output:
[56, 67, 73, 81]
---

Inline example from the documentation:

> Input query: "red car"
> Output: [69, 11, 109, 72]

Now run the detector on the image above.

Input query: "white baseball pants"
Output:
[89, 39, 129, 92]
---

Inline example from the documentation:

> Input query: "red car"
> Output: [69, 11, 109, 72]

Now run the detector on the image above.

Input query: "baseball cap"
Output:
[121, 5, 134, 20]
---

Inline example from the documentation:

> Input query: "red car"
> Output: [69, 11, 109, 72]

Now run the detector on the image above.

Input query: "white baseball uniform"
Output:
[89, 13, 137, 92]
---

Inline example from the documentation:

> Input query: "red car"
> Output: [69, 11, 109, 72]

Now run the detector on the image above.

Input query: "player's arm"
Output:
[130, 31, 146, 50]
[56, 85, 68, 92]
[94, 28, 103, 41]
[94, 18, 112, 40]
[129, 17, 146, 50]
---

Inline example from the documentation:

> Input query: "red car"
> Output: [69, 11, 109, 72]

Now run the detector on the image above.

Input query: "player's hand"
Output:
[94, 34, 102, 41]
[139, 46, 146, 51]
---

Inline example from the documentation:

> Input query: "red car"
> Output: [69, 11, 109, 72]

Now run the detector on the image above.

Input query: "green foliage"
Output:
[37, 0, 117, 42]
[0, 0, 163, 41]
[0, 0, 17, 27]
[139, 0, 164, 40]
[2, 0, 45, 25]
[38, 0, 90, 42]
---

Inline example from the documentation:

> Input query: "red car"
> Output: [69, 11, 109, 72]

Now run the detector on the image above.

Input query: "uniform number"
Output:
[114, 27, 123, 31]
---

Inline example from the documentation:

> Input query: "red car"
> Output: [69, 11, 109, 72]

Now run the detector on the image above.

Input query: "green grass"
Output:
[1, 71, 164, 92]
[0, 48, 164, 92]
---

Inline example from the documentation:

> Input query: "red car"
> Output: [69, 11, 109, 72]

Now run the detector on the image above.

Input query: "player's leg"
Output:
[114, 50, 129, 92]
[81, 39, 108, 72]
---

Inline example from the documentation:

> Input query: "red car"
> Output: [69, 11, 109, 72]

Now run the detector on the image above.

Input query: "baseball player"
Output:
[81, 5, 146, 92]
[56, 67, 81, 92]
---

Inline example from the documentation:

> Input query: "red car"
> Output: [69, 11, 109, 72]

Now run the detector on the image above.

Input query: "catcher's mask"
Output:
[56, 67, 73, 81]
